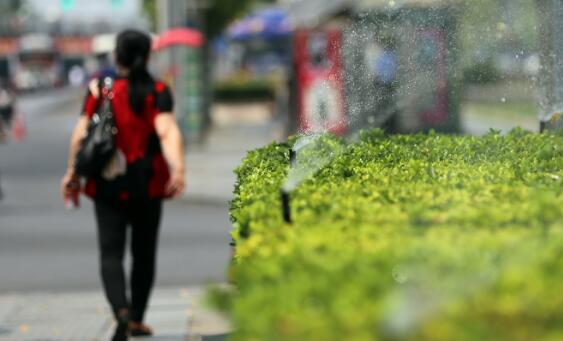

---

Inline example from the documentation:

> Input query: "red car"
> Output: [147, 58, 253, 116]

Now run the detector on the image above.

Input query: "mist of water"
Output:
[282, 13, 440, 191]
[282, 132, 338, 192]
[282, 0, 553, 192]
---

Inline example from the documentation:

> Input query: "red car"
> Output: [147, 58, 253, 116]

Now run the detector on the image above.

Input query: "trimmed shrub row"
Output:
[213, 78, 275, 103]
[227, 129, 563, 341]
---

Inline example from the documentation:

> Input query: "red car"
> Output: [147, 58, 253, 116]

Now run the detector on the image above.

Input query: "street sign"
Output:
[110, 0, 124, 8]
[61, 0, 75, 11]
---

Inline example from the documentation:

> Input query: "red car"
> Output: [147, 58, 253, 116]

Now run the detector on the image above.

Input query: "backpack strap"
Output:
[97, 77, 115, 118]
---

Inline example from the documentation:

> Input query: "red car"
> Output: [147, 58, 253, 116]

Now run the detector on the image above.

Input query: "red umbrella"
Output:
[153, 28, 205, 50]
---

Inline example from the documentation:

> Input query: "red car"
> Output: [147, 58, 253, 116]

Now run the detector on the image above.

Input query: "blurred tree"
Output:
[0, 0, 22, 35]
[142, 0, 158, 30]
[459, 0, 538, 66]
[0, 0, 22, 12]
[142, 0, 276, 37]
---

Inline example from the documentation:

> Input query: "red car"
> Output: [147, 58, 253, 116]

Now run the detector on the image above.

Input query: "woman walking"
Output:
[61, 30, 185, 341]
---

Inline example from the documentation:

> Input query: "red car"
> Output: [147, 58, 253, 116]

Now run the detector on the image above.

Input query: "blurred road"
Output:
[0, 88, 232, 293]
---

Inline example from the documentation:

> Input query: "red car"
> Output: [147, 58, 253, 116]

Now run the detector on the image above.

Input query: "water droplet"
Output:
[392, 266, 408, 284]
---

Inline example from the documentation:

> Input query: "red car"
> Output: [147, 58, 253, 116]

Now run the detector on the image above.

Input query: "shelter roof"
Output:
[357, 0, 455, 10]
[286, 0, 456, 27]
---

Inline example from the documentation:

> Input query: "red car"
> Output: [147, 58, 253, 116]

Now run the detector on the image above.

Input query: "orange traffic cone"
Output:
[12, 111, 26, 142]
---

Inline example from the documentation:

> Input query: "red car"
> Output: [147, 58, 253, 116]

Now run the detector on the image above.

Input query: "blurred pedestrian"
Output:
[61, 30, 185, 341]
[367, 36, 398, 131]
[0, 77, 15, 141]
[93, 52, 118, 80]
[91, 33, 119, 80]
[68, 65, 86, 87]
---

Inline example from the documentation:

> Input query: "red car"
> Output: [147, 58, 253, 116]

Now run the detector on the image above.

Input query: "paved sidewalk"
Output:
[0, 287, 230, 341]
[0, 103, 274, 341]
[184, 103, 282, 205]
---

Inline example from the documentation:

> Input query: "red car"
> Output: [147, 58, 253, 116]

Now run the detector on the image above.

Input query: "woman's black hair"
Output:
[115, 30, 154, 115]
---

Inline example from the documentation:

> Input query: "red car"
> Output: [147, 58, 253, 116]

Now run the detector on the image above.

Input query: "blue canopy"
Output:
[227, 8, 291, 41]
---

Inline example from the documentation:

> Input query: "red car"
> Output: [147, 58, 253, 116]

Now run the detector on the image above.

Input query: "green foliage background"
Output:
[142, 0, 275, 38]
[225, 129, 563, 340]
[458, 0, 539, 66]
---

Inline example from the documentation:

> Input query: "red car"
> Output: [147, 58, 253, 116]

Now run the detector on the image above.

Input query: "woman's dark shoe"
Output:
[128, 321, 153, 337]
[112, 313, 129, 341]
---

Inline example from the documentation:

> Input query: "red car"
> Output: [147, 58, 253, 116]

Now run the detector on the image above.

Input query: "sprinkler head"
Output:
[540, 121, 546, 133]
[289, 148, 296, 168]
[280, 189, 292, 224]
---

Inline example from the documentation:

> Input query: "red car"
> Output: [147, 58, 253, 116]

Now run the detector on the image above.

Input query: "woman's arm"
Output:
[155, 113, 186, 197]
[67, 116, 89, 171]
[60, 116, 89, 198]
[61, 79, 99, 200]
[65, 79, 99, 174]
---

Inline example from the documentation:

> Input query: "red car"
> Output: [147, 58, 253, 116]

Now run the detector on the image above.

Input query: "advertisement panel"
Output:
[294, 29, 347, 134]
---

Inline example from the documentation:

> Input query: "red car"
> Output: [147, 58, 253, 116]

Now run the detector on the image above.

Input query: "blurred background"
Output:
[0, 0, 561, 338]
[1, 0, 562, 294]
[1, 0, 562, 143]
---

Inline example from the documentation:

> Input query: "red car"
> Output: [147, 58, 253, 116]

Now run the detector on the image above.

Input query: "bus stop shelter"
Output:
[536, 0, 563, 131]
[287, 0, 461, 134]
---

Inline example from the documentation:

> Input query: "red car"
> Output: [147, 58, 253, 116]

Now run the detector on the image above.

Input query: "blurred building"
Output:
[0, 0, 150, 89]
[24, 0, 148, 35]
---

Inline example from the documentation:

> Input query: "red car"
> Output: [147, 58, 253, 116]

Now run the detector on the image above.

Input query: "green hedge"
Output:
[213, 78, 275, 103]
[226, 129, 563, 341]
[463, 60, 500, 84]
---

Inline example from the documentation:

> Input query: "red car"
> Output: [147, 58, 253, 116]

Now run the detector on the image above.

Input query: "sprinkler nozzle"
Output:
[289, 148, 296, 168]
[281, 189, 292, 224]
